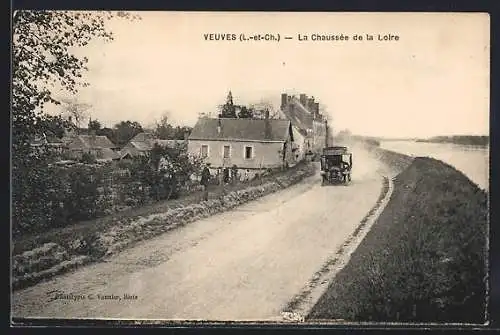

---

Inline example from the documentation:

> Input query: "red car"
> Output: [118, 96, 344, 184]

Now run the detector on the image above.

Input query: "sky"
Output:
[45, 12, 490, 138]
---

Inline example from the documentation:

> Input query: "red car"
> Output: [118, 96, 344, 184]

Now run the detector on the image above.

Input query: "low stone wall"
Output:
[12, 162, 316, 291]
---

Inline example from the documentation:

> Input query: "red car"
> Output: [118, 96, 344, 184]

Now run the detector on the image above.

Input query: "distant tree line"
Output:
[417, 136, 489, 146]
[51, 115, 193, 147]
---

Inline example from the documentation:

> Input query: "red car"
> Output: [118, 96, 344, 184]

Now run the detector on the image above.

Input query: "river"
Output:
[379, 140, 489, 191]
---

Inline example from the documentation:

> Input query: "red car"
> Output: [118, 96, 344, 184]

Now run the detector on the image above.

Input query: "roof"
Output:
[323, 146, 350, 155]
[130, 132, 156, 143]
[68, 135, 116, 149]
[97, 147, 120, 160]
[281, 97, 314, 132]
[128, 141, 152, 151]
[30, 133, 65, 146]
[154, 139, 186, 147]
[188, 118, 292, 142]
[127, 139, 186, 152]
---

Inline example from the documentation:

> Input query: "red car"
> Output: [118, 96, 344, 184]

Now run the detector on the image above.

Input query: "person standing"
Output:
[200, 163, 211, 201]
[231, 165, 238, 184]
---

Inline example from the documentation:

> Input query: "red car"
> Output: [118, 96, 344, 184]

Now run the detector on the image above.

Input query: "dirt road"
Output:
[12, 144, 389, 321]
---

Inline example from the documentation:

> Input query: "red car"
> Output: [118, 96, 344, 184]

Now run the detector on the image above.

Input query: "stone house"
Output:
[65, 134, 120, 161]
[280, 93, 328, 155]
[187, 116, 297, 179]
[120, 132, 187, 158]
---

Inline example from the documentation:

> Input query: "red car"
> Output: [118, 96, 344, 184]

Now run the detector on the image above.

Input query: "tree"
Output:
[153, 113, 175, 140]
[249, 99, 278, 119]
[96, 127, 115, 143]
[113, 120, 143, 145]
[12, 10, 138, 235]
[237, 106, 253, 119]
[15, 11, 115, 154]
[153, 113, 192, 140]
[218, 90, 237, 118]
[59, 98, 92, 128]
[173, 126, 192, 140]
[88, 118, 102, 132]
[12, 10, 139, 164]
[38, 114, 73, 139]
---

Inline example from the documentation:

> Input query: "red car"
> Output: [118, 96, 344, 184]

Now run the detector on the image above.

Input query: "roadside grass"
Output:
[307, 157, 488, 323]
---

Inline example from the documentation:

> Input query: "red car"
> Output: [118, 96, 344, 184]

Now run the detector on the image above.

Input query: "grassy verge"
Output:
[307, 156, 488, 323]
[12, 161, 316, 291]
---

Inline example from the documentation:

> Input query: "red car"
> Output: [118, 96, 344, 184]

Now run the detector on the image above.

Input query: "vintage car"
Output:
[320, 146, 352, 185]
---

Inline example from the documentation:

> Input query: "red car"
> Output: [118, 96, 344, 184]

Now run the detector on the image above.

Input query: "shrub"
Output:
[80, 152, 97, 164]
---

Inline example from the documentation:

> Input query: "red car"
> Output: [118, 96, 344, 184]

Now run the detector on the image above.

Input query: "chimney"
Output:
[217, 118, 222, 136]
[300, 94, 307, 106]
[307, 98, 314, 113]
[264, 114, 272, 140]
[281, 93, 288, 109]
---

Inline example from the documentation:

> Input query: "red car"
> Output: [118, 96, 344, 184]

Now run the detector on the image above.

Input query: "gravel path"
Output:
[12, 144, 388, 321]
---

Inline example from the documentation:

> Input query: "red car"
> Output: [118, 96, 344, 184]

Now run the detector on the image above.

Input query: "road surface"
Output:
[12, 144, 389, 321]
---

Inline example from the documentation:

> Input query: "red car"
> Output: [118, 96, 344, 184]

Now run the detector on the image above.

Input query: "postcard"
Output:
[11, 11, 490, 326]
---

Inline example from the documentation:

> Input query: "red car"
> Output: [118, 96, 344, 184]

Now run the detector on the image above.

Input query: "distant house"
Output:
[280, 93, 328, 153]
[120, 132, 187, 158]
[65, 134, 120, 161]
[187, 117, 296, 173]
[29, 133, 68, 158]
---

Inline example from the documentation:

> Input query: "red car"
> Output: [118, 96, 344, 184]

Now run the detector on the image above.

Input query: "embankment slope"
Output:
[308, 152, 488, 323]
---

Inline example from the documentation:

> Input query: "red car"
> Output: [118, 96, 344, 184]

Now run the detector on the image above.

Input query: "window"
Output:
[244, 146, 253, 159]
[223, 145, 230, 158]
[201, 145, 209, 158]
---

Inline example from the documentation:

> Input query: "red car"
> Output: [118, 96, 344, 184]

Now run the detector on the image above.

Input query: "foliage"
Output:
[59, 98, 92, 128]
[248, 99, 278, 119]
[218, 90, 237, 118]
[136, 143, 203, 200]
[12, 160, 112, 236]
[153, 113, 192, 140]
[112, 120, 143, 145]
[13, 161, 316, 290]
[88, 118, 102, 131]
[12, 10, 138, 237]
[38, 114, 74, 139]
[237, 106, 254, 119]
[153, 114, 174, 140]
[80, 151, 97, 164]
[12, 11, 123, 155]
